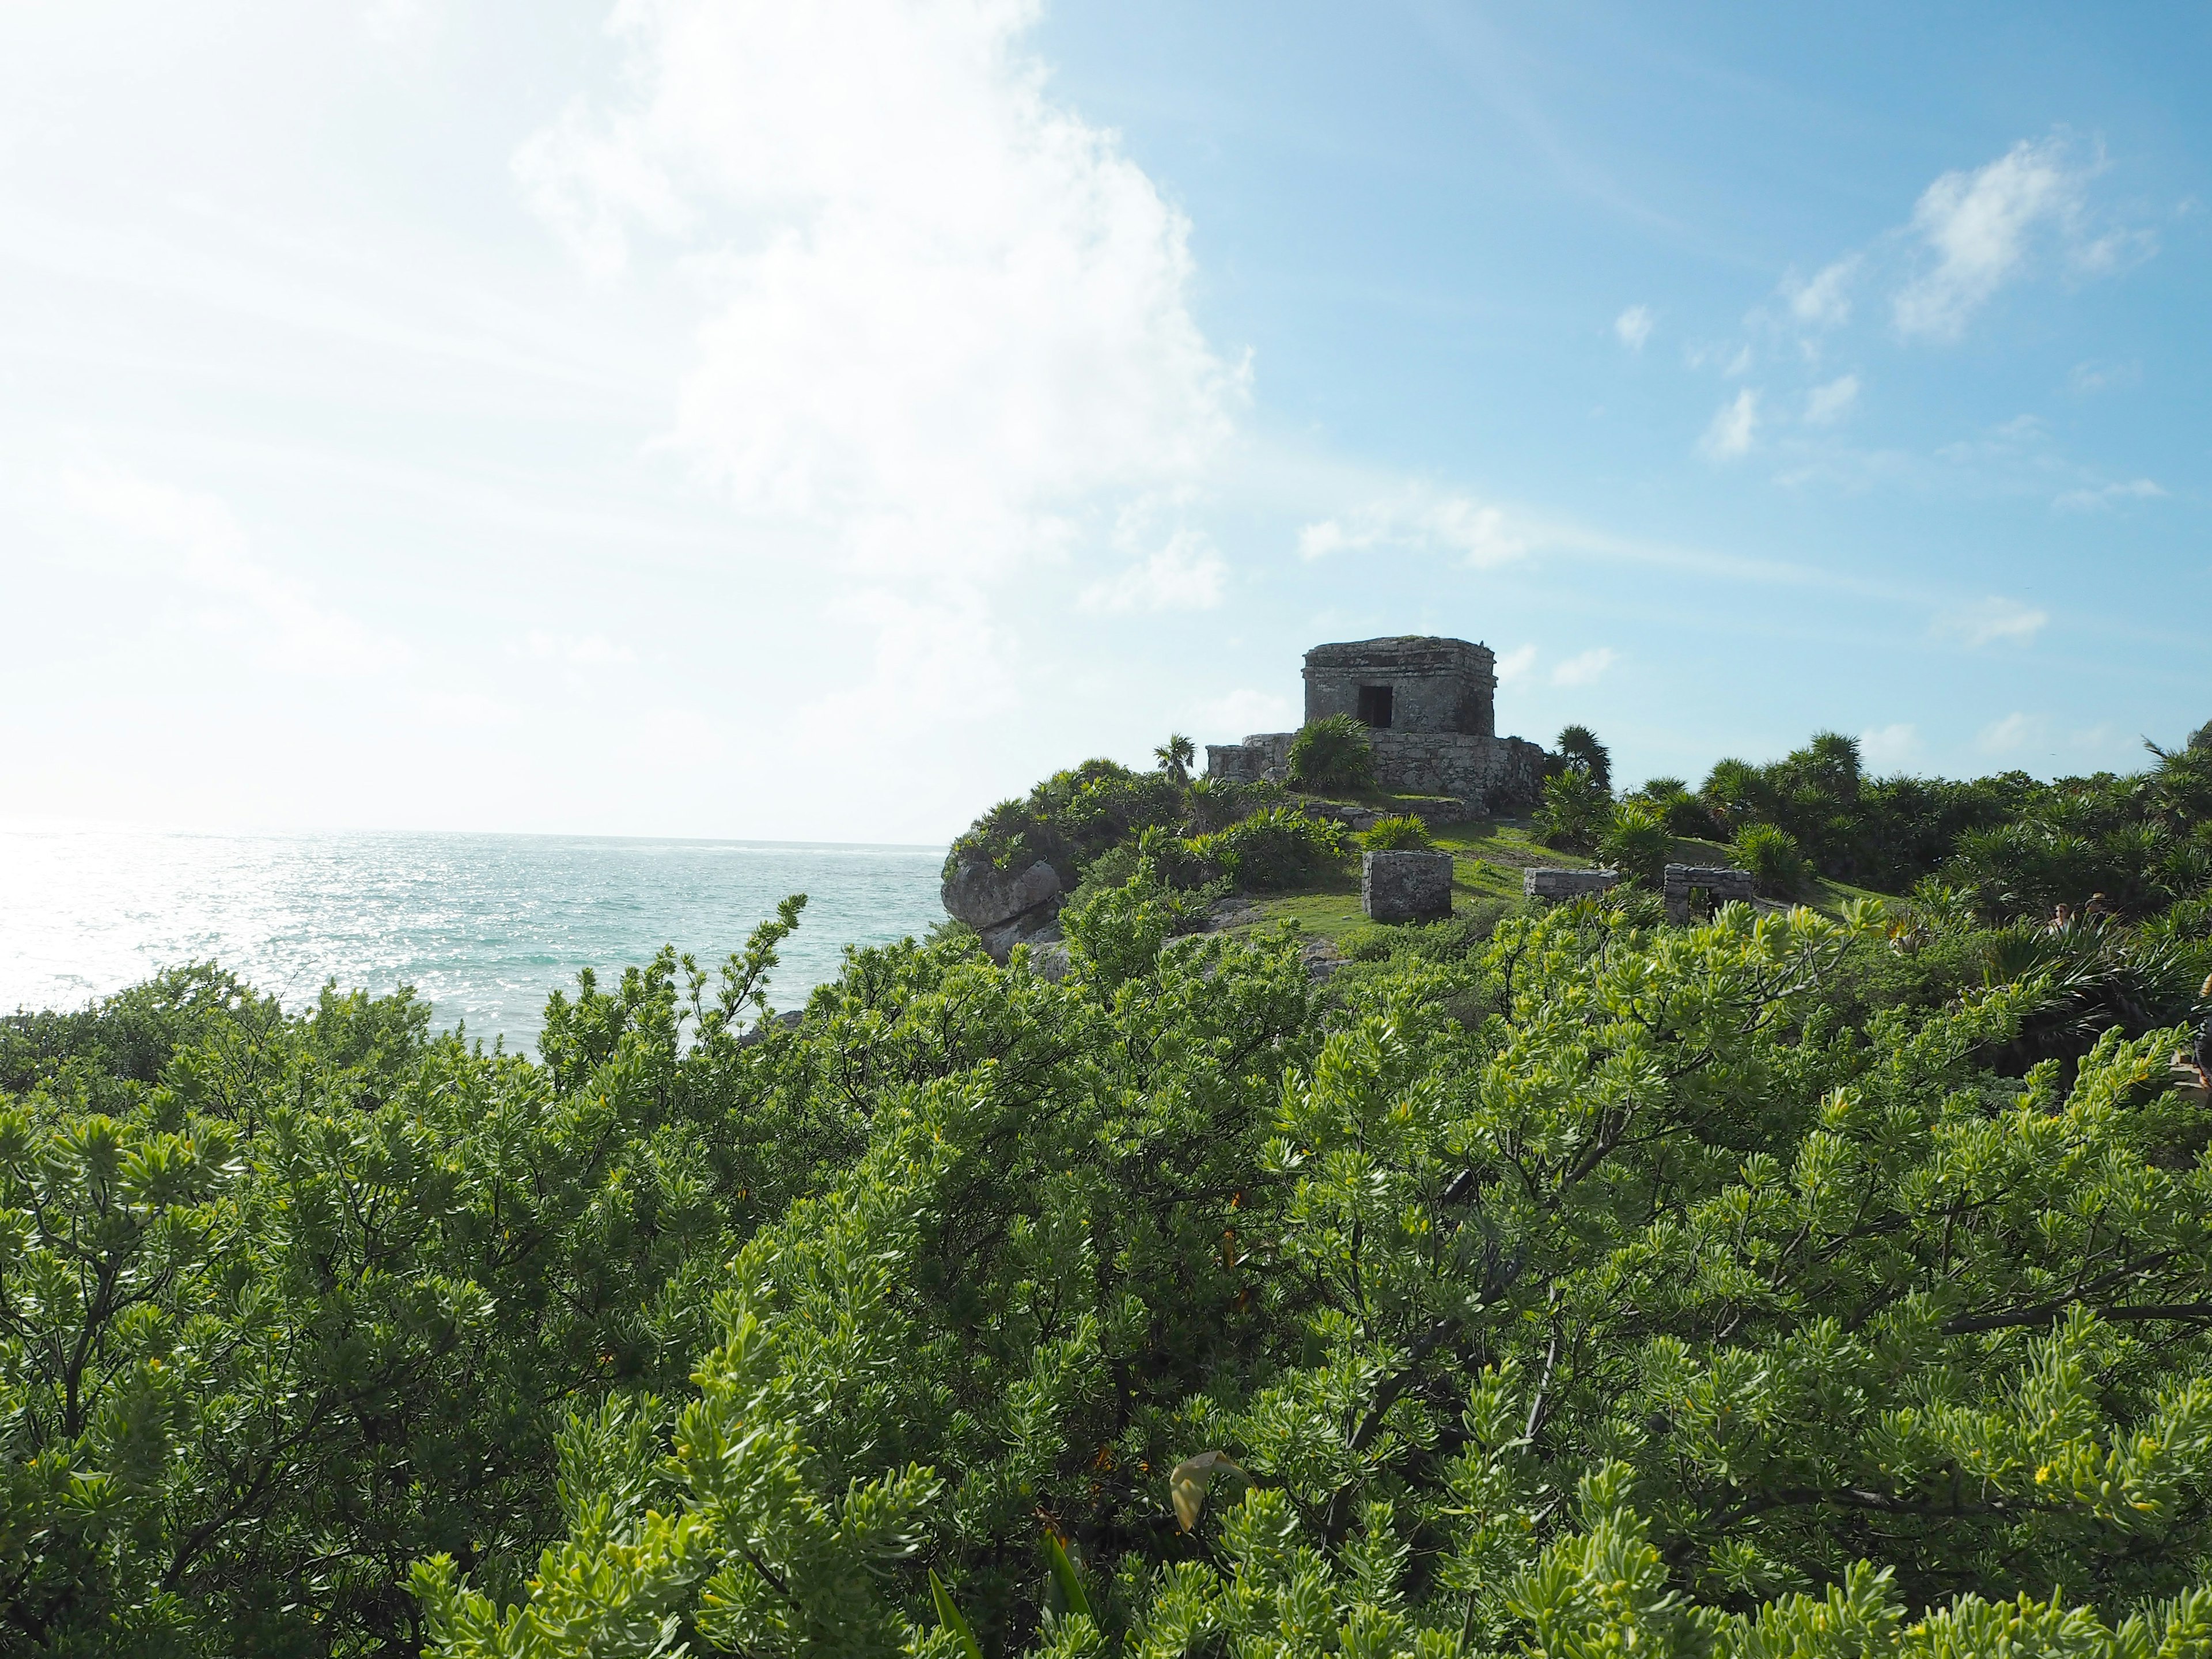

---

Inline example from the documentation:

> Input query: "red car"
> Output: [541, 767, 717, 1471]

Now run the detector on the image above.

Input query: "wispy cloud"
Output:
[1804, 373, 1860, 425]
[1080, 528, 1228, 613]
[521, 631, 635, 666]
[2054, 478, 2164, 512]
[62, 463, 404, 676]
[1894, 137, 2098, 338]
[1940, 596, 2049, 648]
[1494, 643, 1538, 684]
[1782, 257, 1857, 328]
[1551, 647, 1616, 687]
[1194, 687, 1294, 740]
[1613, 304, 1653, 351]
[1297, 493, 1529, 570]
[2069, 358, 2141, 394]
[1859, 722, 1920, 770]
[1699, 388, 1759, 459]
[1979, 711, 2039, 753]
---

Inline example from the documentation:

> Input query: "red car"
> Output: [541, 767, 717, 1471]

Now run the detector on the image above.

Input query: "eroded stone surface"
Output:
[1663, 864, 1756, 924]
[1363, 850, 1456, 924]
[1524, 868, 1620, 901]
[942, 858, 1061, 930]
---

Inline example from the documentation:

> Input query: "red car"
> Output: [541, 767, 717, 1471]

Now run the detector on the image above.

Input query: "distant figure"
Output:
[2048, 903, 2074, 933]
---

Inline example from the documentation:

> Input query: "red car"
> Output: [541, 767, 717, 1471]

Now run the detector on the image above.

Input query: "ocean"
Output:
[0, 828, 948, 1051]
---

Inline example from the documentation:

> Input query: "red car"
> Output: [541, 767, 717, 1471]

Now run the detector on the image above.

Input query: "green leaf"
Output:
[930, 1569, 984, 1659]
[1045, 1532, 1090, 1620]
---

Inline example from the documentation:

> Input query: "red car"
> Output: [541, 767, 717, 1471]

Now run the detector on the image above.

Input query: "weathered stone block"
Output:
[1362, 850, 1456, 923]
[1662, 863, 1756, 924]
[1524, 868, 1619, 902]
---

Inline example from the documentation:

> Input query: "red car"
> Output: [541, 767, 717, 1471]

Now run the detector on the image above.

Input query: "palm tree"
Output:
[1555, 724, 1612, 793]
[1156, 733, 1196, 784]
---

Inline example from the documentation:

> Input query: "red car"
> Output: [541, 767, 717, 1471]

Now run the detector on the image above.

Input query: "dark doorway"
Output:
[1357, 684, 1394, 729]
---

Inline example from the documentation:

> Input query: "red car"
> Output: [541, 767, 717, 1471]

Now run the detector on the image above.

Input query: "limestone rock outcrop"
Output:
[942, 858, 1064, 962]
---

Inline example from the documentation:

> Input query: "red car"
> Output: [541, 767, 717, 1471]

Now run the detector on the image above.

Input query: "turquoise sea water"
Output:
[0, 828, 947, 1050]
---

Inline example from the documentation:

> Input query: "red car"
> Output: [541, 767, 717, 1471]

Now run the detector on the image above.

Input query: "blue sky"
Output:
[2, 1, 2203, 840]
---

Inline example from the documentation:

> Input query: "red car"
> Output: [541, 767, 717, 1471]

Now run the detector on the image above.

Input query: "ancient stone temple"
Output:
[1205, 635, 1548, 813]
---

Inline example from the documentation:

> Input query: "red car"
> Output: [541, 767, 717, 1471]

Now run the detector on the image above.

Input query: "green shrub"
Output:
[944, 757, 1183, 884]
[1358, 812, 1433, 851]
[1535, 769, 1612, 851]
[1632, 776, 1718, 839]
[1183, 806, 1347, 890]
[1732, 820, 1809, 896]
[1598, 800, 1672, 887]
[1287, 714, 1375, 792]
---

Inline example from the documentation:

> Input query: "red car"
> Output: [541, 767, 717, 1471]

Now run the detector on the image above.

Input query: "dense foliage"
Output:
[1290, 718, 1378, 793]
[10, 725, 2212, 1659]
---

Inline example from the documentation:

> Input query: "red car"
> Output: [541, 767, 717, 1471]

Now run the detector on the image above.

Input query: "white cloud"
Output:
[1296, 493, 1530, 570]
[1804, 373, 1859, 425]
[61, 464, 403, 676]
[1940, 596, 2048, 648]
[517, 0, 1240, 592]
[1613, 304, 1653, 351]
[1080, 528, 1227, 613]
[1893, 137, 2092, 338]
[1494, 643, 1538, 684]
[361, 0, 441, 43]
[1550, 647, 1616, 687]
[2054, 478, 2164, 512]
[1859, 722, 1919, 770]
[1699, 388, 1759, 459]
[2069, 359, 2140, 394]
[1979, 711, 2039, 754]
[521, 631, 637, 665]
[1194, 687, 1295, 741]
[1783, 257, 1857, 328]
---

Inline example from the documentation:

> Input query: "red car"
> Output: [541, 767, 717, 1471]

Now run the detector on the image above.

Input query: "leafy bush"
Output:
[944, 757, 1183, 884]
[1630, 775, 1718, 839]
[1536, 768, 1612, 851]
[1286, 714, 1375, 792]
[1056, 853, 1216, 987]
[407, 897, 2212, 1659]
[1732, 819, 1809, 896]
[1598, 798, 1672, 886]
[1358, 812, 1433, 851]
[1180, 774, 1275, 834]
[1182, 805, 1346, 890]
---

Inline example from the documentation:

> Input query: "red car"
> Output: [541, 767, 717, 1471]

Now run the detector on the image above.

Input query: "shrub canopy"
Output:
[1289, 715, 1378, 793]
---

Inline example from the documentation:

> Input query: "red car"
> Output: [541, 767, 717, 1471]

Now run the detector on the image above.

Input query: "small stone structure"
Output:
[1663, 864, 1756, 925]
[1362, 850, 1456, 923]
[1524, 868, 1620, 902]
[1306, 637, 1496, 737]
[1205, 635, 1547, 814]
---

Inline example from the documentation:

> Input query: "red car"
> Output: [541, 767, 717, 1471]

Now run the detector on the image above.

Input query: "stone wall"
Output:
[1663, 864, 1756, 924]
[1524, 868, 1620, 901]
[1305, 636, 1496, 737]
[1204, 733, 1293, 785]
[1204, 728, 1544, 814]
[1363, 850, 1455, 923]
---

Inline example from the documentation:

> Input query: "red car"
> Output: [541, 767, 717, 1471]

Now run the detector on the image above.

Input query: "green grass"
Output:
[1209, 820, 1906, 945]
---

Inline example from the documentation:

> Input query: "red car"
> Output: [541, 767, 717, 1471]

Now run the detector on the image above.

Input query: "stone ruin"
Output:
[1206, 635, 1547, 814]
[1663, 863, 1756, 924]
[1524, 868, 1619, 901]
[1362, 850, 1455, 923]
